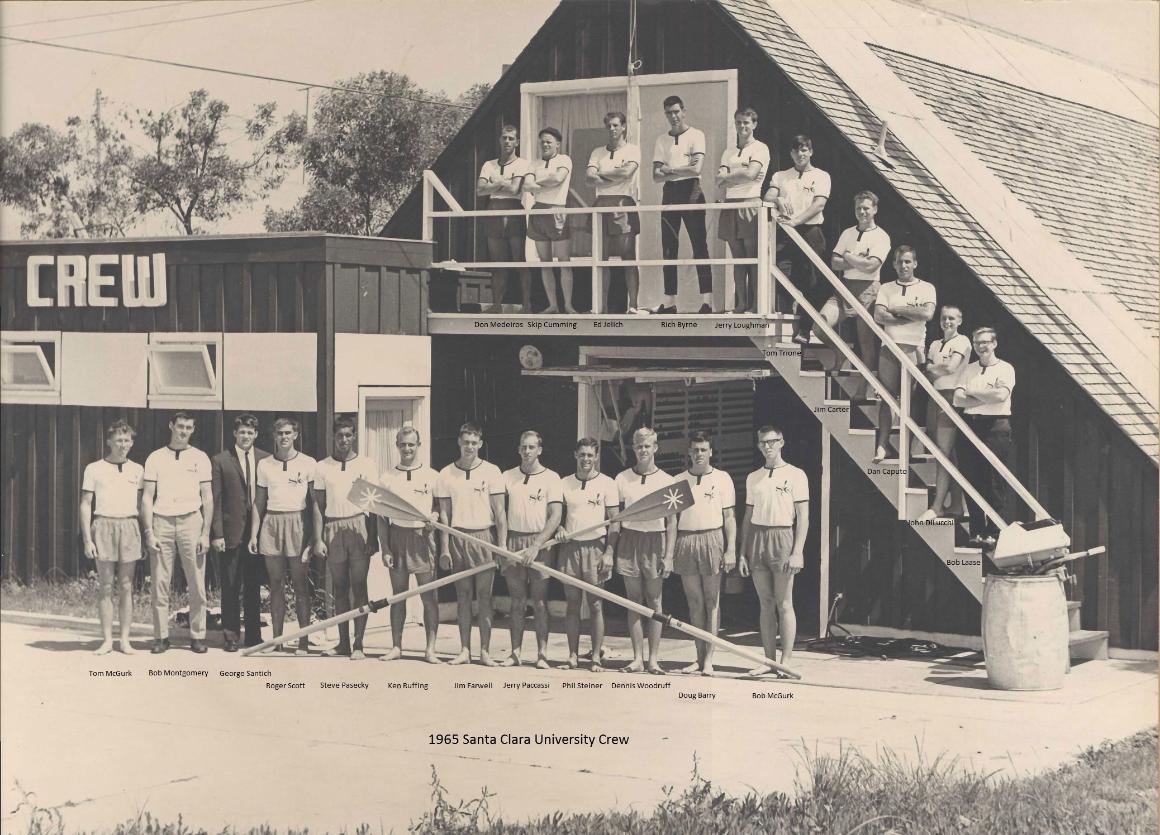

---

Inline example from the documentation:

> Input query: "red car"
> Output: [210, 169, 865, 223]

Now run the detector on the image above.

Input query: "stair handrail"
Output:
[774, 213, 1049, 525]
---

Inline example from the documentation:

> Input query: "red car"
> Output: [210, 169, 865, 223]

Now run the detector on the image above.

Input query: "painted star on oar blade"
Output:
[357, 485, 384, 509]
[662, 488, 686, 510]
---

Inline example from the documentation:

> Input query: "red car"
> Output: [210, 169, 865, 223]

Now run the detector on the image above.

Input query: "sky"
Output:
[1, 0, 1156, 238]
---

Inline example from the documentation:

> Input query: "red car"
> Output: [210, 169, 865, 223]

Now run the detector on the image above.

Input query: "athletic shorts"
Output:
[717, 197, 759, 242]
[449, 527, 495, 571]
[481, 197, 526, 239]
[259, 510, 307, 558]
[559, 538, 608, 585]
[388, 525, 437, 575]
[744, 525, 794, 573]
[595, 194, 640, 237]
[674, 528, 725, 576]
[501, 531, 555, 582]
[322, 516, 369, 566]
[527, 202, 570, 242]
[91, 516, 142, 563]
[822, 279, 879, 320]
[616, 528, 665, 580]
[929, 389, 960, 434]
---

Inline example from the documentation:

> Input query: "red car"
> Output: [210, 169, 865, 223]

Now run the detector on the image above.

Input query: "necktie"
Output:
[244, 452, 253, 506]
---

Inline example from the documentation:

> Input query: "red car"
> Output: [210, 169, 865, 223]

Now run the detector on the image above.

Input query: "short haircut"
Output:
[233, 413, 258, 431]
[105, 419, 136, 439]
[791, 134, 813, 151]
[519, 430, 543, 446]
[939, 304, 963, 319]
[632, 427, 657, 445]
[538, 127, 562, 143]
[333, 415, 357, 434]
[971, 326, 997, 341]
[272, 417, 298, 432]
[396, 426, 421, 444]
[688, 430, 714, 447]
[894, 244, 917, 261]
[458, 421, 483, 439]
[604, 111, 627, 129]
[662, 95, 684, 110]
[170, 411, 195, 425]
[734, 107, 758, 122]
[854, 190, 879, 207]
[757, 424, 785, 440]
[574, 437, 600, 453]
[500, 124, 519, 137]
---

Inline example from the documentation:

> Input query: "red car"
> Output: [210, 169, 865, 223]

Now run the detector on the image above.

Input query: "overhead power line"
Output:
[0, 34, 475, 111]
[1, 1, 197, 31]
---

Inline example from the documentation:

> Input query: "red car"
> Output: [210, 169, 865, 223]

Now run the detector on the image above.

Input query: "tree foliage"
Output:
[264, 72, 488, 236]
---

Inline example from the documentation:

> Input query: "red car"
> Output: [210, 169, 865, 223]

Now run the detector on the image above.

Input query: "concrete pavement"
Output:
[1, 611, 1155, 833]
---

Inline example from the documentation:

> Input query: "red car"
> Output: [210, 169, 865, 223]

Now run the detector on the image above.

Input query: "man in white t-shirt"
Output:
[587, 111, 642, 312]
[501, 430, 563, 669]
[740, 425, 810, 673]
[765, 134, 831, 343]
[81, 420, 144, 655]
[378, 426, 442, 663]
[312, 416, 379, 660]
[919, 305, 971, 522]
[822, 191, 891, 388]
[673, 431, 736, 676]
[652, 95, 712, 314]
[436, 421, 507, 666]
[872, 246, 936, 462]
[953, 327, 1016, 545]
[524, 127, 575, 314]
[555, 437, 619, 671]
[716, 107, 770, 314]
[477, 124, 533, 312]
[249, 417, 317, 654]
[142, 412, 213, 655]
[615, 427, 677, 674]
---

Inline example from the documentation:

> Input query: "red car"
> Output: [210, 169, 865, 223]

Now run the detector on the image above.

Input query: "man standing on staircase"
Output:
[871, 245, 936, 463]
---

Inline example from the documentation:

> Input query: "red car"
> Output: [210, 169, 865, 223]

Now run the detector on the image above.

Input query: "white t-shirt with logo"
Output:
[587, 143, 641, 199]
[314, 455, 379, 519]
[718, 140, 770, 199]
[529, 154, 572, 206]
[144, 447, 212, 517]
[745, 464, 809, 528]
[257, 453, 316, 513]
[504, 466, 563, 534]
[956, 360, 1016, 416]
[768, 167, 831, 225]
[676, 468, 736, 532]
[478, 157, 532, 197]
[435, 460, 505, 530]
[382, 465, 439, 530]
[615, 468, 675, 533]
[874, 279, 937, 347]
[833, 225, 892, 283]
[927, 334, 972, 391]
[83, 459, 144, 517]
[560, 473, 619, 542]
[652, 127, 706, 181]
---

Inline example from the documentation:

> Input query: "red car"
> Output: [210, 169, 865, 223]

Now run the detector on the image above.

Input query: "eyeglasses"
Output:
[758, 438, 784, 446]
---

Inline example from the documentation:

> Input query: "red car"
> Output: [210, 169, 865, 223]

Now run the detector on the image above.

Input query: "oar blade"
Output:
[617, 478, 695, 524]
[347, 477, 430, 524]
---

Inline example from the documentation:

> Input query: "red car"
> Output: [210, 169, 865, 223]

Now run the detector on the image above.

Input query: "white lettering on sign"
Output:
[26, 254, 168, 308]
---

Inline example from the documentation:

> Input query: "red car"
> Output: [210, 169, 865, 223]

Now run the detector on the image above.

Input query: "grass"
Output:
[9, 730, 1155, 834]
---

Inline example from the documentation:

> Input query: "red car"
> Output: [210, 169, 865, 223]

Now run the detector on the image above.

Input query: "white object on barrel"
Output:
[991, 519, 1070, 571]
[982, 574, 1070, 691]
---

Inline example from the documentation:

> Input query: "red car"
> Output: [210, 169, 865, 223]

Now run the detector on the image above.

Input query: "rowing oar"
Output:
[239, 562, 496, 656]
[348, 478, 801, 680]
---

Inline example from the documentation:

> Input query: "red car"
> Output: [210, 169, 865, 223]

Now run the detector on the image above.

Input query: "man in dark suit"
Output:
[211, 413, 270, 651]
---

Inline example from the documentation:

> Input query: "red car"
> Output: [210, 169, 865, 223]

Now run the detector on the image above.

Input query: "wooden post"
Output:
[820, 425, 831, 639]
[590, 206, 603, 314]
[898, 367, 910, 520]
[756, 203, 771, 315]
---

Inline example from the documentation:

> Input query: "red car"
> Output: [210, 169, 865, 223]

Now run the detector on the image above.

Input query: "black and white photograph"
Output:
[1, 1, 1157, 832]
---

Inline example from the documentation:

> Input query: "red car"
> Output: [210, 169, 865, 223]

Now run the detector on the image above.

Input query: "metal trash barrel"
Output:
[981, 574, 1069, 691]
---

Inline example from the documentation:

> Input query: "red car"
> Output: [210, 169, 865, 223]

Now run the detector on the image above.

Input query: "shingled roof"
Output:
[718, 0, 1159, 460]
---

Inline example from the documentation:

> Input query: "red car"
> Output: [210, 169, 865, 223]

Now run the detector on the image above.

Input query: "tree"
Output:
[0, 91, 135, 238]
[264, 72, 488, 236]
[129, 89, 303, 234]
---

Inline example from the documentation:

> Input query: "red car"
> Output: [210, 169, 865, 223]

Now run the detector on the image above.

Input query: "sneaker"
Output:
[651, 304, 677, 315]
[151, 638, 170, 654]
[190, 639, 207, 654]
[872, 445, 887, 463]
[698, 303, 713, 314]
[792, 332, 810, 345]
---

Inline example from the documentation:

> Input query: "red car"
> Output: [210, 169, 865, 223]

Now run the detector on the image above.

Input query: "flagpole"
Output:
[240, 562, 496, 657]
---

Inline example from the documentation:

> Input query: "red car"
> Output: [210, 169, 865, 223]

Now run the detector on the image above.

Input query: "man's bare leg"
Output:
[562, 585, 582, 669]
[505, 571, 527, 667]
[749, 570, 779, 676]
[643, 576, 665, 675]
[476, 570, 497, 667]
[701, 574, 722, 676]
[449, 576, 473, 665]
[529, 569, 551, 669]
[621, 575, 646, 672]
[679, 573, 704, 674]
[94, 560, 116, 655]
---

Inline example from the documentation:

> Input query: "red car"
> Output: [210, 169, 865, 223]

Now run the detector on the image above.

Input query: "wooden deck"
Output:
[426, 311, 795, 338]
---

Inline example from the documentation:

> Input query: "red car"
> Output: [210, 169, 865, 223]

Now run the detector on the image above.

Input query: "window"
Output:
[147, 333, 222, 407]
[0, 331, 61, 404]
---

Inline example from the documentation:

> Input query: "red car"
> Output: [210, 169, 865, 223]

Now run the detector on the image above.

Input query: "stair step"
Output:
[1068, 629, 1109, 661]
[1066, 600, 1082, 631]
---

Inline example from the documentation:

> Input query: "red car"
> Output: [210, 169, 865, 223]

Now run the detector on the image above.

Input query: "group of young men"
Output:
[80, 414, 809, 677]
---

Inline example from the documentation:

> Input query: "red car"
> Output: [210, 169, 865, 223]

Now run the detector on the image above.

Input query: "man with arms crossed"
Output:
[554, 438, 619, 671]
[249, 417, 317, 655]
[436, 422, 507, 666]
[673, 431, 736, 677]
[586, 111, 642, 313]
[615, 427, 677, 674]
[211, 413, 269, 652]
[524, 127, 575, 314]
[716, 107, 769, 314]
[652, 95, 713, 314]
[872, 245, 936, 463]
[313, 416, 379, 660]
[477, 125, 532, 313]
[142, 412, 213, 654]
[502, 430, 563, 669]
[379, 426, 443, 663]
[740, 425, 809, 674]
[81, 419, 144, 655]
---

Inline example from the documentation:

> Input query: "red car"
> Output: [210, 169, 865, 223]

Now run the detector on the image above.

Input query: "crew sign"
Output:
[26, 253, 167, 308]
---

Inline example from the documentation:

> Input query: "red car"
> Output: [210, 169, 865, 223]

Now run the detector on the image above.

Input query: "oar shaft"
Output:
[429, 520, 800, 679]
[240, 562, 496, 657]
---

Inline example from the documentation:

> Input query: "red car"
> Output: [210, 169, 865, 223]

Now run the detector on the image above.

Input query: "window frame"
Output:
[147, 332, 223, 408]
[0, 330, 61, 405]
